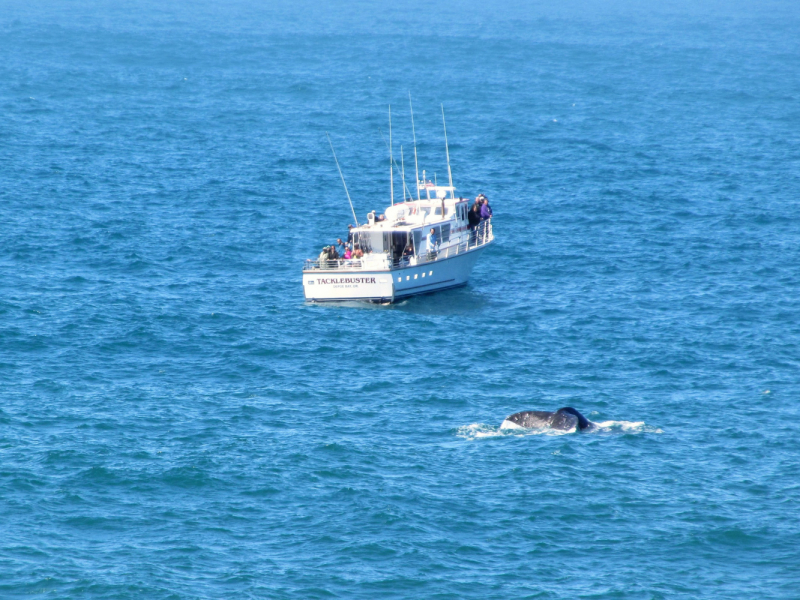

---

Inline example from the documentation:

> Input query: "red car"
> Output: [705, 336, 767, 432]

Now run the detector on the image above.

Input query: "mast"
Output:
[442, 104, 454, 198]
[409, 93, 421, 201]
[389, 105, 394, 206]
[326, 132, 359, 227]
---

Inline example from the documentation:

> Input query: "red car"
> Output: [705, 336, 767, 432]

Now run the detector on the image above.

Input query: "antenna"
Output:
[379, 129, 413, 200]
[409, 93, 421, 201]
[389, 105, 394, 206]
[442, 104, 454, 197]
[326, 132, 359, 227]
[401, 146, 407, 203]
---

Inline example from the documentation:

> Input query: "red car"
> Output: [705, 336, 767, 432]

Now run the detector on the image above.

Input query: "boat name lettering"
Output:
[316, 277, 377, 285]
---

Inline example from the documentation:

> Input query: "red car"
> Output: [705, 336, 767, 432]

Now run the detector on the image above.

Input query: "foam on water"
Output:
[458, 420, 660, 440]
[592, 420, 663, 434]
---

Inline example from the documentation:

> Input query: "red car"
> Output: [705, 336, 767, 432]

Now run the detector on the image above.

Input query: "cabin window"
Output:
[413, 230, 422, 253]
[391, 231, 409, 258]
[355, 231, 385, 253]
[441, 223, 451, 242]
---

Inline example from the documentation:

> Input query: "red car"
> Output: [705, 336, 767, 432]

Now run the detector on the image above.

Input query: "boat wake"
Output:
[456, 420, 661, 440]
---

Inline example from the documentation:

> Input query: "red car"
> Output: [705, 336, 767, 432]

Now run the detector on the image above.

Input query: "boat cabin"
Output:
[351, 187, 469, 261]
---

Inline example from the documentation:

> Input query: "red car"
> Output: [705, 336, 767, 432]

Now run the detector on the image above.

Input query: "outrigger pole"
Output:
[389, 105, 394, 206]
[409, 93, 421, 201]
[326, 132, 359, 227]
[442, 104, 454, 195]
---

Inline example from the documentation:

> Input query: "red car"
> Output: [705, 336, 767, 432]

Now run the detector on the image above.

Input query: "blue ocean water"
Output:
[2, 0, 800, 597]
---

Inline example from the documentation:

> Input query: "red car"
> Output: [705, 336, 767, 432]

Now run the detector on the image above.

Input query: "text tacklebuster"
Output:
[316, 277, 377, 285]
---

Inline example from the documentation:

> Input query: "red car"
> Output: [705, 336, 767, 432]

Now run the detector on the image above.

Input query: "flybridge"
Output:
[303, 99, 495, 303]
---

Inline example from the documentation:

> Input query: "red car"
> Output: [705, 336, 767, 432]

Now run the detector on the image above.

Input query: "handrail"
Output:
[303, 219, 493, 271]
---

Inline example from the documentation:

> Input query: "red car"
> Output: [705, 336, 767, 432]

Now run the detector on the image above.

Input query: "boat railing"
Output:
[303, 259, 365, 270]
[304, 219, 493, 271]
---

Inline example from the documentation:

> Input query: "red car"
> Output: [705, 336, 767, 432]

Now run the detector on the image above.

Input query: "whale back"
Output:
[555, 407, 594, 431]
[502, 410, 578, 431]
[549, 410, 580, 431]
[501, 407, 595, 432]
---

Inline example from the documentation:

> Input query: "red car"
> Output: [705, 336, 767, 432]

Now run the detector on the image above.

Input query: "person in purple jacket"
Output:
[480, 197, 493, 221]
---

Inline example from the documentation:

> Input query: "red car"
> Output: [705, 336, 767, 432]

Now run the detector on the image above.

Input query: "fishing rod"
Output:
[326, 132, 359, 227]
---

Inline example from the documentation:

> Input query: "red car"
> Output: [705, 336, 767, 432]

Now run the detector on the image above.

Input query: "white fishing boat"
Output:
[303, 102, 494, 303]
[303, 185, 493, 303]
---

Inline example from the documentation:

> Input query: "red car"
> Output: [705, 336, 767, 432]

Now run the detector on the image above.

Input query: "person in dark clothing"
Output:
[346, 225, 354, 248]
[468, 201, 481, 230]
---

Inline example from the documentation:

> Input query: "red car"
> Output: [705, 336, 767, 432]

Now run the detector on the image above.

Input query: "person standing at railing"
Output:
[480, 197, 493, 221]
[428, 228, 439, 254]
[318, 246, 330, 269]
[336, 238, 347, 255]
[468, 201, 481, 245]
[468, 201, 481, 229]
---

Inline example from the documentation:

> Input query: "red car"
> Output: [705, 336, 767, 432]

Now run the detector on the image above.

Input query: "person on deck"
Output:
[346, 225, 354, 248]
[480, 198, 493, 221]
[343, 247, 352, 260]
[318, 246, 330, 268]
[428, 228, 438, 253]
[336, 238, 346, 255]
[468, 201, 481, 230]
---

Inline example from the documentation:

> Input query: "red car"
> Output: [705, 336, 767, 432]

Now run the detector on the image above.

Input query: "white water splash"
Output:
[593, 420, 663, 434]
[456, 420, 662, 440]
[456, 423, 572, 440]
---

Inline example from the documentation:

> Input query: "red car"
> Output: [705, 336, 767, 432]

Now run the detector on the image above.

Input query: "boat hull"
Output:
[303, 245, 488, 303]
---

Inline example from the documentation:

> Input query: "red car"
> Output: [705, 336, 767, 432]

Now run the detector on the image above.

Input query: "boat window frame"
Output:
[412, 229, 422, 255]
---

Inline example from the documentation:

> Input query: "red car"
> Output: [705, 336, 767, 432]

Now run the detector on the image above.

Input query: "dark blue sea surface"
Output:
[2, 0, 800, 597]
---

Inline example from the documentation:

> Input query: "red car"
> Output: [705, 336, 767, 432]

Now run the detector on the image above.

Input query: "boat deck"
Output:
[303, 220, 493, 273]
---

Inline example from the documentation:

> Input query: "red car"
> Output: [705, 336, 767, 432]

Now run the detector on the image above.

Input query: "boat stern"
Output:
[303, 271, 395, 302]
